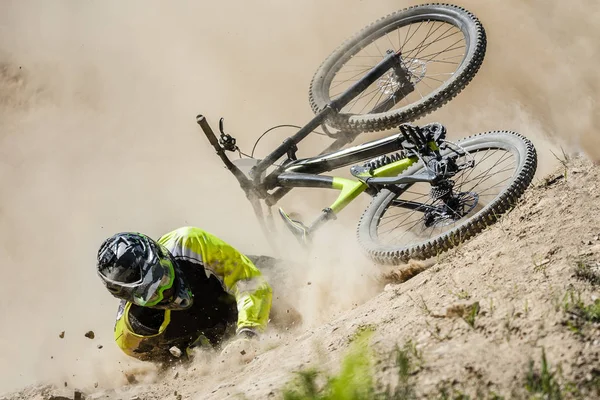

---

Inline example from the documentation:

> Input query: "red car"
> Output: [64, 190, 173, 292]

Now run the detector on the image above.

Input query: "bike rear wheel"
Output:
[309, 3, 486, 133]
[356, 131, 537, 265]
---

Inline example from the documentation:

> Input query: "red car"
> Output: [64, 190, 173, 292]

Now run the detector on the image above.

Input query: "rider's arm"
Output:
[206, 244, 273, 335]
[159, 227, 273, 334]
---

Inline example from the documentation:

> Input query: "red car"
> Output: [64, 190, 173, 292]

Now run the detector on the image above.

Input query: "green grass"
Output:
[282, 332, 422, 400]
[525, 349, 562, 399]
[462, 302, 480, 329]
[283, 330, 375, 400]
[563, 289, 600, 324]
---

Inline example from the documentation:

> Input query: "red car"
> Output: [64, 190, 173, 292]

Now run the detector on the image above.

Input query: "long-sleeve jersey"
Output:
[113, 227, 272, 360]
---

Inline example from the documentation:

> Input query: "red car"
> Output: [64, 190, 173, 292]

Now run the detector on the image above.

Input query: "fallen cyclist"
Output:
[96, 226, 274, 362]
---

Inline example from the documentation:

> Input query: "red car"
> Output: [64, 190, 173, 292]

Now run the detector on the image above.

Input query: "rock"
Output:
[74, 390, 84, 400]
[173, 371, 179, 379]
[59, 331, 65, 339]
[84, 331, 95, 339]
[97, 344, 103, 349]
[169, 346, 182, 358]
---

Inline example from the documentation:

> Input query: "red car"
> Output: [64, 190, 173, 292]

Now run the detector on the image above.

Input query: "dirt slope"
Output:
[7, 157, 599, 399]
[1, 0, 600, 399]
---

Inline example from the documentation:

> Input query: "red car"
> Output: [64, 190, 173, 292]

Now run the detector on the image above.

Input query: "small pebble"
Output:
[59, 331, 65, 339]
[97, 344, 103, 349]
[85, 331, 95, 339]
[169, 346, 182, 358]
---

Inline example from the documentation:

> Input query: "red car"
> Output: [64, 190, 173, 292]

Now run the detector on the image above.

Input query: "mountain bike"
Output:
[196, 4, 537, 265]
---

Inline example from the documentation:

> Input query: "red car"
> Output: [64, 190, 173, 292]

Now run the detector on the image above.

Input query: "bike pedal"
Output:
[278, 208, 309, 244]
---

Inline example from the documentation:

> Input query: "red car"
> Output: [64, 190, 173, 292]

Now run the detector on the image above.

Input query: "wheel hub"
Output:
[423, 191, 479, 228]
[377, 70, 403, 95]
[403, 59, 427, 83]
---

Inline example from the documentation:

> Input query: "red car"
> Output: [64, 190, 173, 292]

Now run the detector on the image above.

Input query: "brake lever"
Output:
[218, 117, 238, 152]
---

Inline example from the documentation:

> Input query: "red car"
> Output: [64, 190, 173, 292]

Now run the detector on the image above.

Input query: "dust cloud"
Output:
[0, 0, 598, 394]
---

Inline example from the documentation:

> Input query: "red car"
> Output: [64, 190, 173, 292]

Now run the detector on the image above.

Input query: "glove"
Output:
[220, 329, 259, 363]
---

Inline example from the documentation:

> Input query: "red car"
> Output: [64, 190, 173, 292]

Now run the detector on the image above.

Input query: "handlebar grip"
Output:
[196, 115, 222, 151]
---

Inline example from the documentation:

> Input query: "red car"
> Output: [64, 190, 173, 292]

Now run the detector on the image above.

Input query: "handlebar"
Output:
[196, 115, 252, 191]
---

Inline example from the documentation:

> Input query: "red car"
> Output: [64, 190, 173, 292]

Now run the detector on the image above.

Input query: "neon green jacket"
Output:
[114, 227, 272, 358]
[157, 227, 272, 332]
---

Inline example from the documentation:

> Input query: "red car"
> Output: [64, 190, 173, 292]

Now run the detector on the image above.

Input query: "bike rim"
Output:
[327, 17, 470, 115]
[375, 146, 519, 248]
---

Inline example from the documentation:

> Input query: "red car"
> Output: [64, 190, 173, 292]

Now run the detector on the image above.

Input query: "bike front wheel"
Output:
[356, 131, 537, 265]
[309, 3, 486, 133]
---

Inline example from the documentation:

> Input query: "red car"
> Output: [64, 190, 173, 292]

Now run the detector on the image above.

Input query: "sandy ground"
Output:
[1, 0, 599, 398]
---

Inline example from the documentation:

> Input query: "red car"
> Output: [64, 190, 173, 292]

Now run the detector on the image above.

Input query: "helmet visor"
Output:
[131, 256, 176, 307]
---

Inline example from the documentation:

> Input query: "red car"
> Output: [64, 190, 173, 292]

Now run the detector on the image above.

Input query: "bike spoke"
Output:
[403, 24, 457, 59]
[327, 18, 469, 115]
[376, 146, 519, 248]
[402, 20, 438, 58]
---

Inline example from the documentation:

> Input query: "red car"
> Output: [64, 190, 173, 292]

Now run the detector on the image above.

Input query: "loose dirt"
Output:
[1, 0, 599, 399]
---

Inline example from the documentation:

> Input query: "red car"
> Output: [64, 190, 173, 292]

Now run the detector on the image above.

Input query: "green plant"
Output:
[524, 348, 562, 399]
[462, 302, 480, 328]
[562, 288, 600, 323]
[376, 340, 422, 400]
[283, 330, 375, 400]
[283, 334, 424, 400]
